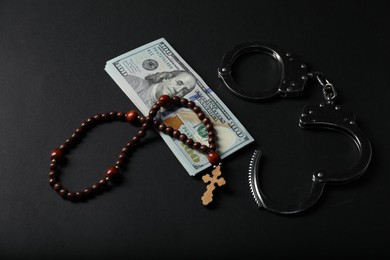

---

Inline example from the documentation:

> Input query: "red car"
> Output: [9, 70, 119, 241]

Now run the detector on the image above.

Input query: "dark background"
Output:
[0, 0, 389, 259]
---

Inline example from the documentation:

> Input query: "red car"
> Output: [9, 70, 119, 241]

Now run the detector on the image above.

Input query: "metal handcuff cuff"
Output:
[217, 41, 372, 214]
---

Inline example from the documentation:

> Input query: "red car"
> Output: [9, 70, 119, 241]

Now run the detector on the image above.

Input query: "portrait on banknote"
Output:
[124, 70, 196, 108]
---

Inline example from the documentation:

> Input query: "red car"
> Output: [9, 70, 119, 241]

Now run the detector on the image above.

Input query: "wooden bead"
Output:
[152, 104, 161, 111]
[185, 139, 194, 147]
[118, 153, 127, 160]
[137, 130, 146, 138]
[117, 112, 125, 120]
[59, 189, 68, 197]
[91, 184, 100, 191]
[141, 123, 149, 130]
[71, 133, 79, 140]
[145, 116, 153, 123]
[187, 101, 195, 108]
[197, 112, 205, 120]
[66, 192, 76, 201]
[48, 171, 57, 178]
[125, 110, 139, 122]
[208, 137, 216, 143]
[202, 117, 211, 124]
[51, 148, 63, 160]
[109, 111, 117, 118]
[209, 143, 217, 151]
[83, 188, 93, 197]
[193, 106, 201, 113]
[172, 130, 181, 138]
[193, 142, 201, 149]
[50, 163, 57, 170]
[86, 117, 94, 124]
[200, 145, 209, 153]
[75, 192, 84, 200]
[139, 116, 146, 124]
[64, 138, 73, 146]
[208, 151, 221, 165]
[106, 167, 119, 178]
[116, 159, 125, 168]
[153, 120, 160, 127]
[59, 143, 68, 152]
[132, 136, 140, 143]
[172, 96, 181, 105]
[159, 95, 172, 107]
[126, 141, 134, 149]
[99, 179, 108, 187]
[149, 110, 157, 117]
[206, 124, 213, 131]
[180, 98, 188, 107]
[165, 127, 173, 135]
[158, 124, 166, 132]
[101, 113, 110, 121]
[49, 178, 56, 186]
[179, 134, 187, 142]
[93, 114, 102, 121]
[53, 183, 62, 191]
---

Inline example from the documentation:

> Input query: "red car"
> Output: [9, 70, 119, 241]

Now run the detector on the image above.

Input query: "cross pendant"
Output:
[201, 165, 226, 205]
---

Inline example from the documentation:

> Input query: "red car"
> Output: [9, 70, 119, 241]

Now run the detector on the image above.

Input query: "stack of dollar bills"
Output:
[105, 38, 254, 176]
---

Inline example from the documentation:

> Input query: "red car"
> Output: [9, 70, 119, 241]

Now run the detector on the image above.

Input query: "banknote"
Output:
[105, 38, 254, 176]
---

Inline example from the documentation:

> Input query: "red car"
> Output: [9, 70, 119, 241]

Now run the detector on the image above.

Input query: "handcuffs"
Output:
[218, 41, 372, 214]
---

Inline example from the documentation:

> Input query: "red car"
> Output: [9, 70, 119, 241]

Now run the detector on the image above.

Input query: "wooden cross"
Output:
[201, 165, 226, 205]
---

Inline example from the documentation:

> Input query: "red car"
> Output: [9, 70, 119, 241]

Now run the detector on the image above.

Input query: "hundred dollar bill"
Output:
[105, 38, 254, 176]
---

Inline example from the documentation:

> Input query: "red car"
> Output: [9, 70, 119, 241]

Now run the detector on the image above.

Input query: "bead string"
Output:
[49, 95, 221, 202]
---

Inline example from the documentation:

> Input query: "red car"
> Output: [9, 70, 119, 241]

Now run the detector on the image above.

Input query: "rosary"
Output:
[48, 95, 225, 206]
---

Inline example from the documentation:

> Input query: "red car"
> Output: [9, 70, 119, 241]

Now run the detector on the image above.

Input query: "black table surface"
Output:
[1, 0, 389, 259]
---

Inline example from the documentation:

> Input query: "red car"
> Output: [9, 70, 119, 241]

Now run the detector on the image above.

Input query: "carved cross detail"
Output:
[201, 165, 226, 205]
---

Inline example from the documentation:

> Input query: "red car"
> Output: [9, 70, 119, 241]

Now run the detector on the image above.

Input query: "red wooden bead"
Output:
[207, 151, 221, 165]
[172, 96, 181, 105]
[83, 188, 93, 197]
[179, 134, 187, 142]
[193, 106, 201, 113]
[53, 183, 62, 191]
[139, 116, 146, 124]
[137, 130, 146, 138]
[165, 127, 173, 135]
[185, 139, 194, 147]
[141, 123, 149, 130]
[59, 189, 68, 197]
[49, 178, 56, 186]
[117, 112, 125, 120]
[193, 142, 201, 149]
[48, 170, 57, 178]
[145, 116, 153, 123]
[172, 130, 181, 138]
[209, 143, 217, 151]
[202, 117, 211, 124]
[51, 148, 63, 160]
[180, 98, 188, 107]
[200, 145, 209, 153]
[197, 112, 205, 120]
[159, 95, 172, 107]
[106, 167, 119, 178]
[158, 124, 166, 131]
[125, 110, 139, 122]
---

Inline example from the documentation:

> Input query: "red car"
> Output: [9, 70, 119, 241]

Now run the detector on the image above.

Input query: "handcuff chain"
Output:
[308, 72, 337, 102]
